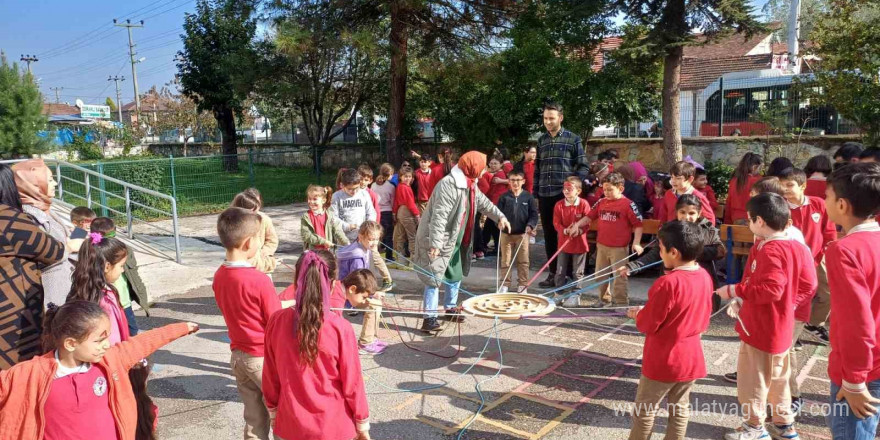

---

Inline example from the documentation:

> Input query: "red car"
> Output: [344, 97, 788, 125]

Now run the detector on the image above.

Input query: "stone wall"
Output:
[585, 135, 862, 172]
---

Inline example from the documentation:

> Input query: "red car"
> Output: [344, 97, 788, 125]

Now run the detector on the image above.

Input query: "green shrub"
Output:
[704, 160, 735, 200]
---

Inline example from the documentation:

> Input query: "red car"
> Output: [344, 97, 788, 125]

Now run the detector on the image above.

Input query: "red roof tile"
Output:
[680, 54, 773, 90]
[41, 103, 80, 116]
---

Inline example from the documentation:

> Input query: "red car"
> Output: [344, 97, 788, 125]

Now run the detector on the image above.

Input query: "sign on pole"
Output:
[80, 104, 112, 119]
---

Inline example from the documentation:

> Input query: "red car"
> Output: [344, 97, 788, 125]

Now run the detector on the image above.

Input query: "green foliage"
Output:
[105, 97, 117, 112]
[806, 0, 880, 147]
[67, 132, 103, 160]
[704, 160, 735, 199]
[763, 0, 828, 41]
[0, 54, 51, 158]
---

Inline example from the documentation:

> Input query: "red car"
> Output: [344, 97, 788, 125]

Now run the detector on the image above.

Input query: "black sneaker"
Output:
[443, 308, 465, 323]
[538, 276, 555, 288]
[804, 324, 830, 345]
[794, 340, 804, 351]
[723, 372, 737, 383]
[420, 318, 442, 333]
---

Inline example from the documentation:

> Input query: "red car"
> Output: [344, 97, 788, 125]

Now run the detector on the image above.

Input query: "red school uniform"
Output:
[697, 185, 720, 211]
[733, 236, 817, 354]
[522, 161, 535, 194]
[788, 195, 836, 266]
[552, 198, 591, 254]
[413, 168, 435, 202]
[805, 178, 827, 199]
[365, 188, 380, 218]
[588, 196, 643, 248]
[502, 161, 514, 175]
[664, 186, 715, 224]
[392, 182, 421, 216]
[478, 171, 492, 195]
[636, 266, 713, 382]
[262, 307, 370, 440]
[650, 194, 666, 221]
[44, 364, 119, 440]
[212, 263, 282, 357]
[488, 170, 508, 204]
[827, 223, 880, 388]
[725, 175, 762, 224]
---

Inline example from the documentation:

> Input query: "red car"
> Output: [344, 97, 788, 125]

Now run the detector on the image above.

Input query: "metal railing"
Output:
[1, 159, 182, 263]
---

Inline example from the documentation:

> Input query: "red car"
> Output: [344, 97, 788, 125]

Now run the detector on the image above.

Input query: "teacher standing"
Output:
[414, 152, 510, 332]
[534, 101, 590, 288]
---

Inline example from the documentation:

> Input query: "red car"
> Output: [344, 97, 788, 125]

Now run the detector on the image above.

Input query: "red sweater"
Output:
[392, 183, 420, 216]
[588, 196, 643, 247]
[734, 237, 817, 354]
[365, 188, 380, 218]
[650, 194, 666, 221]
[664, 187, 715, 224]
[827, 225, 880, 388]
[697, 185, 720, 211]
[414, 168, 435, 201]
[262, 308, 370, 440]
[725, 175, 761, 223]
[212, 264, 281, 357]
[636, 267, 713, 382]
[805, 178, 827, 199]
[523, 161, 535, 194]
[552, 198, 591, 254]
[789, 195, 836, 266]
[488, 170, 508, 204]
[478, 172, 492, 195]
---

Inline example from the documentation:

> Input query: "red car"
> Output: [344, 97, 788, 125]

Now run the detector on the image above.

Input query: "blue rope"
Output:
[380, 243, 479, 297]
[456, 318, 502, 440]
[550, 260, 665, 302]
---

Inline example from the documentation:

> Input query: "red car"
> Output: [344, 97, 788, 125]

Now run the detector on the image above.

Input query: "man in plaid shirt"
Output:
[535, 101, 591, 288]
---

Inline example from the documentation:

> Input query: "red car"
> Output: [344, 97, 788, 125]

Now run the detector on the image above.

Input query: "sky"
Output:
[0, 0, 771, 109]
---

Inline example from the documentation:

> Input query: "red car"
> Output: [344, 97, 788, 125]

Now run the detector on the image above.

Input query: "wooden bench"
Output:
[720, 224, 754, 283]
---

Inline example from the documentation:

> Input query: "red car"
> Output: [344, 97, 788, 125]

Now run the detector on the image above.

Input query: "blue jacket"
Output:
[337, 241, 370, 280]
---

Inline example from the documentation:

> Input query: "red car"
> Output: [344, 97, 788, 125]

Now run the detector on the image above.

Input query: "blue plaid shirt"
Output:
[534, 128, 589, 197]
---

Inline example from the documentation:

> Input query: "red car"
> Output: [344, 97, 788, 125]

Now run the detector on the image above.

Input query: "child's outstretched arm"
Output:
[108, 322, 198, 371]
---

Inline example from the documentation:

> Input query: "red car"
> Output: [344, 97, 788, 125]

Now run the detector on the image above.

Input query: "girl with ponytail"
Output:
[67, 232, 130, 345]
[262, 251, 371, 440]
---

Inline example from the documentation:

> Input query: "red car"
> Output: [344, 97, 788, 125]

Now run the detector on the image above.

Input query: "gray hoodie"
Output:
[330, 189, 377, 240]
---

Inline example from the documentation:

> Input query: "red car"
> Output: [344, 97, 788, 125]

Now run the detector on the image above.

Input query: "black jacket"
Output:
[497, 190, 539, 235]
[623, 181, 651, 218]
[626, 217, 726, 288]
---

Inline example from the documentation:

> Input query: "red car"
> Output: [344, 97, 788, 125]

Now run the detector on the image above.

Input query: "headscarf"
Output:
[456, 151, 486, 250]
[12, 159, 52, 212]
[293, 251, 331, 329]
[617, 164, 637, 182]
[629, 161, 654, 191]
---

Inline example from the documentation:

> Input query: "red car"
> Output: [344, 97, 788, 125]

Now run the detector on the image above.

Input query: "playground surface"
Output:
[125, 205, 835, 440]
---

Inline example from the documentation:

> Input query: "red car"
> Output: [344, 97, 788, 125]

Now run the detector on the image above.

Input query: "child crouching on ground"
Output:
[213, 207, 282, 440]
[301, 185, 349, 251]
[717, 193, 817, 440]
[337, 221, 388, 355]
[343, 269, 385, 355]
[0, 300, 198, 440]
[626, 220, 714, 440]
[262, 252, 371, 440]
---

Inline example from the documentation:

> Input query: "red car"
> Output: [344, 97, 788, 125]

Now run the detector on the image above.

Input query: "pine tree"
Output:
[0, 51, 50, 158]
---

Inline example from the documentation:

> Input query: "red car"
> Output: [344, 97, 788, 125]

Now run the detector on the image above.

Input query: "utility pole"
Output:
[49, 87, 63, 103]
[109, 76, 125, 123]
[19, 54, 38, 73]
[114, 19, 144, 120]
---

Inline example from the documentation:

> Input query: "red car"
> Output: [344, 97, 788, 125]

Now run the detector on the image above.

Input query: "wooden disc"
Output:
[461, 293, 556, 320]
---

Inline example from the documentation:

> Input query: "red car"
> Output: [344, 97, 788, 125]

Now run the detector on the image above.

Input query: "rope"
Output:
[379, 243, 480, 297]
[497, 235, 527, 292]
[521, 237, 571, 291]
[456, 318, 502, 440]
[539, 239, 657, 296]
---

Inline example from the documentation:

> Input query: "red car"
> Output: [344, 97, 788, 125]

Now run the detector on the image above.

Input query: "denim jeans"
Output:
[828, 380, 880, 440]
[124, 306, 139, 336]
[423, 281, 461, 318]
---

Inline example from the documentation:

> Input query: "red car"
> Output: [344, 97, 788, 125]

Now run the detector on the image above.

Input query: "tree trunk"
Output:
[215, 105, 239, 172]
[661, 46, 684, 167]
[386, 0, 408, 166]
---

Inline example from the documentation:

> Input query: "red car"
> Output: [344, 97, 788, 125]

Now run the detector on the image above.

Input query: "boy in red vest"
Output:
[626, 220, 713, 440]
[664, 161, 716, 224]
[718, 193, 817, 440]
[824, 162, 880, 439]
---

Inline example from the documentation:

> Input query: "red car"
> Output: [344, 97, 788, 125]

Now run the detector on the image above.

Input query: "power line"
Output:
[19, 55, 38, 73]
[49, 87, 64, 103]
[115, 19, 145, 117]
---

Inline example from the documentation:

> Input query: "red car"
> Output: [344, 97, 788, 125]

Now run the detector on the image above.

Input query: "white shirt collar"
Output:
[849, 222, 880, 235]
[672, 264, 700, 272]
[54, 351, 91, 378]
[564, 197, 581, 207]
[757, 231, 790, 250]
[787, 195, 810, 209]
[450, 165, 469, 189]
[675, 186, 695, 197]
[223, 260, 252, 268]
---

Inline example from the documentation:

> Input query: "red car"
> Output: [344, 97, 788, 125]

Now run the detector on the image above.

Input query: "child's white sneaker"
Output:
[724, 423, 770, 440]
[562, 295, 580, 308]
[766, 423, 799, 440]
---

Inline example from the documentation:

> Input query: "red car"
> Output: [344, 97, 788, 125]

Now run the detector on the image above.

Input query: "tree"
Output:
[255, 1, 387, 168]
[0, 52, 50, 158]
[105, 97, 117, 112]
[762, 0, 828, 42]
[177, 0, 260, 171]
[618, 0, 765, 166]
[153, 85, 217, 156]
[805, 0, 880, 146]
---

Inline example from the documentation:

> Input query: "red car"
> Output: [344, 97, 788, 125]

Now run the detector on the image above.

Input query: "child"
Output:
[331, 168, 378, 242]
[823, 162, 880, 439]
[551, 177, 592, 307]
[337, 222, 388, 350]
[0, 300, 198, 440]
[779, 168, 836, 345]
[625, 221, 714, 440]
[231, 188, 279, 277]
[496, 170, 539, 293]
[804, 154, 832, 198]
[392, 167, 420, 266]
[343, 269, 386, 355]
[67, 206, 96, 255]
[483, 156, 508, 255]
[693, 168, 720, 213]
[664, 161, 716, 224]
[861, 147, 880, 163]
[357, 165, 393, 291]
[262, 252, 371, 440]
[414, 153, 436, 213]
[212, 207, 282, 440]
[725, 152, 764, 225]
[649, 179, 670, 221]
[621, 194, 725, 311]
[301, 185, 349, 251]
[371, 163, 396, 260]
[582, 173, 644, 308]
[66, 233, 131, 346]
[279, 249, 343, 311]
[717, 192, 817, 440]
[90, 217, 151, 336]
